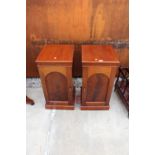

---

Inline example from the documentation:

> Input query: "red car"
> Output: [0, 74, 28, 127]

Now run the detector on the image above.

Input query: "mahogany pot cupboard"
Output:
[36, 45, 120, 110]
[36, 45, 74, 110]
[81, 45, 120, 110]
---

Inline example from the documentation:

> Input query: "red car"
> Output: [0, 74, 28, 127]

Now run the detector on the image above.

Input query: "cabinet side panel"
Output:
[106, 67, 118, 104]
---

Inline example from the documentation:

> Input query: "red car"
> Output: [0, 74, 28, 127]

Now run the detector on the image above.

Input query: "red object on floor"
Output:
[26, 96, 35, 105]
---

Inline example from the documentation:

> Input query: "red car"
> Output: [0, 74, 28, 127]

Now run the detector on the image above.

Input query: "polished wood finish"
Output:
[36, 45, 73, 64]
[86, 74, 109, 102]
[45, 72, 68, 101]
[82, 45, 119, 65]
[81, 105, 110, 110]
[26, 0, 128, 77]
[26, 43, 129, 77]
[36, 45, 74, 110]
[26, 96, 34, 105]
[81, 45, 120, 110]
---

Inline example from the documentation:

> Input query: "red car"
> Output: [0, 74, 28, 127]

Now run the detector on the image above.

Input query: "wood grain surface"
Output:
[81, 45, 120, 110]
[82, 45, 120, 65]
[36, 45, 74, 109]
[36, 44, 74, 64]
[27, 0, 128, 41]
[86, 74, 109, 102]
[26, 0, 129, 77]
[45, 72, 68, 101]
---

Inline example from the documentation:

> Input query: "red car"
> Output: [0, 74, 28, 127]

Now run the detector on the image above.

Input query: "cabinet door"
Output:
[45, 72, 68, 101]
[86, 73, 109, 102]
[82, 66, 111, 106]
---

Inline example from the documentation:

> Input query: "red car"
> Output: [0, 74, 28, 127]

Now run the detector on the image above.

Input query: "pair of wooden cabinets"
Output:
[36, 45, 120, 110]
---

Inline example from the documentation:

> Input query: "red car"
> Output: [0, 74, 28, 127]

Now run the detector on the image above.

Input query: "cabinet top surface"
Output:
[82, 45, 120, 65]
[36, 45, 74, 64]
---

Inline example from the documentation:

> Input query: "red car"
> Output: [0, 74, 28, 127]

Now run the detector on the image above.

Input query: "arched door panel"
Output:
[86, 73, 109, 102]
[45, 72, 68, 101]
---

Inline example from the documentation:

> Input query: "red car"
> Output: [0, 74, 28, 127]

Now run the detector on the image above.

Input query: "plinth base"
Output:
[45, 104, 74, 110]
[80, 105, 109, 110]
